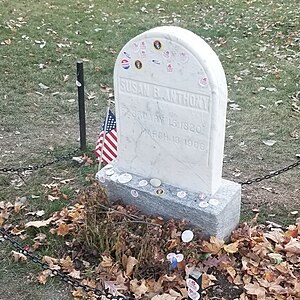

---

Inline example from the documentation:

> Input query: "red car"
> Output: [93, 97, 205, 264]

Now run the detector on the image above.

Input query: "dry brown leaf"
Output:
[151, 294, 177, 300]
[25, 218, 53, 228]
[223, 241, 239, 253]
[42, 256, 60, 270]
[125, 256, 138, 276]
[48, 195, 59, 201]
[11, 250, 27, 262]
[69, 269, 81, 279]
[37, 269, 52, 284]
[226, 266, 236, 280]
[10, 227, 25, 236]
[72, 290, 84, 297]
[201, 236, 224, 254]
[202, 273, 217, 289]
[130, 278, 148, 297]
[100, 256, 113, 268]
[244, 282, 266, 300]
[284, 238, 300, 254]
[56, 223, 70, 236]
[60, 256, 74, 272]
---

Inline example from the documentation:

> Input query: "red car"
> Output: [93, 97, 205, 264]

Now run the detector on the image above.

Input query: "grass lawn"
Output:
[0, 0, 299, 299]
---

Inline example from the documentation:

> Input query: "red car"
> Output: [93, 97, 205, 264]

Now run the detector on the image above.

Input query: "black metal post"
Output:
[77, 61, 86, 151]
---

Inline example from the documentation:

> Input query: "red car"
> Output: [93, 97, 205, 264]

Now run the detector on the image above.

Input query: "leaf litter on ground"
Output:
[1, 182, 300, 299]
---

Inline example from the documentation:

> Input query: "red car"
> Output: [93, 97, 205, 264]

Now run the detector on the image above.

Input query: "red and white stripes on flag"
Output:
[95, 110, 117, 165]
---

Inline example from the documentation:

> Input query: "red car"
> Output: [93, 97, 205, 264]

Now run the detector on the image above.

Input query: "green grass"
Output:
[0, 0, 299, 298]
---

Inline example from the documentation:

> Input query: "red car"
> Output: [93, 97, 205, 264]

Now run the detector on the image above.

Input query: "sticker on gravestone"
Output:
[114, 26, 228, 194]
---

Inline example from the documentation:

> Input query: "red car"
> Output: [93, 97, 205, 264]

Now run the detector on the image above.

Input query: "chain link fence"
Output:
[0, 149, 299, 299]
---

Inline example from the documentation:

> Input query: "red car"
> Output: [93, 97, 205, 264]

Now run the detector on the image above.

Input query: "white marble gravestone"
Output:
[97, 26, 241, 239]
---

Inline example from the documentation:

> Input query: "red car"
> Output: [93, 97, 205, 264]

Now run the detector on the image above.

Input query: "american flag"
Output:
[95, 110, 117, 165]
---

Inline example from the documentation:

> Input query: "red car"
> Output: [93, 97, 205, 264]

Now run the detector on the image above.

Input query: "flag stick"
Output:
[98, 98, 112, 170]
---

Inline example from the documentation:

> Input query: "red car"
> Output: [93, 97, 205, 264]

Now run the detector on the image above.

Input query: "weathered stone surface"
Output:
[96, 165, 241, 240]
[97, 26, 241, 239]
[114, 26, 227, 195]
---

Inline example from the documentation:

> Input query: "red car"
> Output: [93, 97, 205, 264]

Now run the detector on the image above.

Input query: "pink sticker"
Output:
[133, 42, 140, 53]
[179, 52, 189, 63]
[188, 288, 200, 300]
[186, 278, 200, 291]
[140, 41, 146, 50]
[163, 50, 170, 59]
[121, 59, 130, 69]
[199, 77, 208, 87]
[167, 64, 173, 73]
[140, 50, 146, 58]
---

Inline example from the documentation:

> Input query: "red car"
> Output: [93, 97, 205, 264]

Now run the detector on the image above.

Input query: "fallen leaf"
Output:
[151, 294, 177, 300]
[56, 223, 70, 236]
[223, 241, 239, 253]
[11, 251, 27, 262]
[25, 218, 53, 228]
[69, 269, 81, 279]
[100, 256, 113, 268]
[262, 140, 277, 146]
[284, 238, 300, 254]
[201, 236, 224, 254]
[245, 282, 266, 300]
[48, 195, 59, 201]
[130, 279, 148, 297]
[124, 255, 138, 276]
[37, 269, 52, 284]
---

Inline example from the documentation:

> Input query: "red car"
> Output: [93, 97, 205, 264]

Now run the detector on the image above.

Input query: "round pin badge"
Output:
[155, 188, 164, 195]
[188, 288, 200, 300]
[138, 180, 148, 187]
[177, 191, 187, 199]
[105, 169, 114, 176]
[150, 178, 161, 187]
[181, 230, 194, 243]
[118, 173, 132, 184]
[199, 201, 209, 208]
[131, 190, 139, 198]
[166, 253, 176, 261]
[153, 40, 162, 50]
[199, 193, 207, 200]
[121, 59, 130, 69]
[135, 60, 142, 69]
[175, 253, 184, 262]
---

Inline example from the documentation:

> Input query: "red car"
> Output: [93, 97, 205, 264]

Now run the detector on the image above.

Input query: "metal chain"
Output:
[0, 149, 80, 173]
[0, 228, 134, 300]
[239, 159, 300, 185]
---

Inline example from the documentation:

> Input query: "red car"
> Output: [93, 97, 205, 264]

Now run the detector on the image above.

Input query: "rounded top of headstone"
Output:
[115, 26, 227, 93]
[113, 26, 228, 194]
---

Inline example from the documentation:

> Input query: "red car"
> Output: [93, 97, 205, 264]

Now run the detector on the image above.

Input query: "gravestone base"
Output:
[96, 166, 241, 240]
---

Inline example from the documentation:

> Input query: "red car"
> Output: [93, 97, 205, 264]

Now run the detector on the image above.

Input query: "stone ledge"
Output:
[96, 165, 241, 240]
